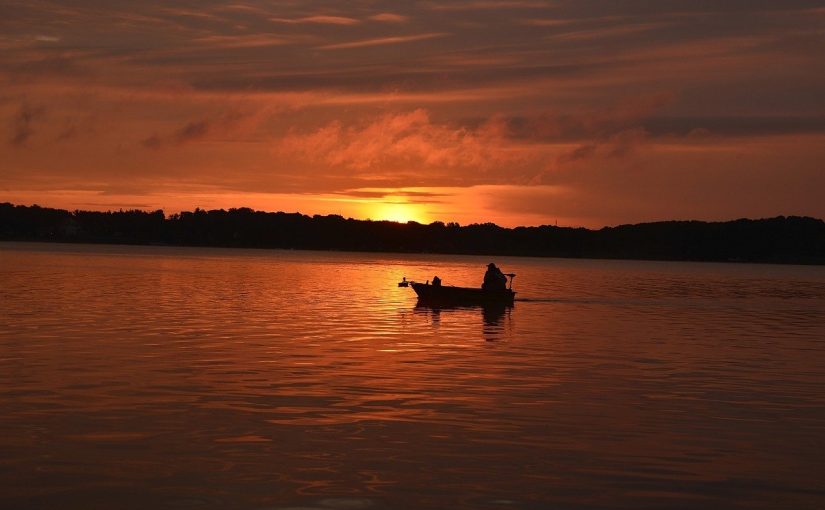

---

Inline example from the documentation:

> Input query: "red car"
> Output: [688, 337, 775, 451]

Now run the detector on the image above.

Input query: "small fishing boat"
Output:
[404, 273, 516, 306]
[411, 283, 515, 306]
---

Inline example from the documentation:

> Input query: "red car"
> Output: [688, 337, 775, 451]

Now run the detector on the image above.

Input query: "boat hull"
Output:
[411, 282, 515, 306]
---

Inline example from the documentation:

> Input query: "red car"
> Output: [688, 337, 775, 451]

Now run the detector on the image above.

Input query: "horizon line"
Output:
[3, 201, 822, 232]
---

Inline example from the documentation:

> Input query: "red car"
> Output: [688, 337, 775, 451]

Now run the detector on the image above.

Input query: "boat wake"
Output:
[516, 297, 613, 306]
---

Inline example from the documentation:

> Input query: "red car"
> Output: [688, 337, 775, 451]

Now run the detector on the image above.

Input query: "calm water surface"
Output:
[1, 242, 824, 509]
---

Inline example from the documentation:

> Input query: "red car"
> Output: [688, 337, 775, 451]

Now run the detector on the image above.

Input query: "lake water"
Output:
[1, 242, 824, 509]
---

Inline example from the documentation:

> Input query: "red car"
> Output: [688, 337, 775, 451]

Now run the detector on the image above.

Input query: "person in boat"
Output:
[432, 275, 442, 287]
[482, 263, 507, 291]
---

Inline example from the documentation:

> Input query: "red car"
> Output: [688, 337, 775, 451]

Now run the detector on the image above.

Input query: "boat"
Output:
[411, 282, 515, 306]
[408, 279, 516, 306]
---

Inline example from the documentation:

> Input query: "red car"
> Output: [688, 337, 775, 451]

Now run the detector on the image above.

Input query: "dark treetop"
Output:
[2, 203, 825, 264]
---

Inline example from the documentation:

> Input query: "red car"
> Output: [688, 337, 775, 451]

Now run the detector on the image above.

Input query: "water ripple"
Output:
[1, 243, 824, 509]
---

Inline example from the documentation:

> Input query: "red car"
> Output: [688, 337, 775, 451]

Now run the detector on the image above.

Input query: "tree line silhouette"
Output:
[2, 202, 824, 264]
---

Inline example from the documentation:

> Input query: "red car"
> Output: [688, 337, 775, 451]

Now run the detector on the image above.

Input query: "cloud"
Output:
[556, 143, 596, 164]
[642, 116, 825, 137]
[550, 22, 669, 42]
[174, 120, 209, 142]
[135, 106, 266, 152]
[521, 18, 573, 27]
[54, 114, 96, 142]
[369, 13, 409, 23]
[141, 134, 163, 149]
[274, 93, 682, 190]
[334, 189, 449, 200]
[318, 32, 448, 50]
[302, 15, 360, 25]
[277, 109, 536, 186]
[270, 15, 360, 25]
[424, 1, 551, 11]
[9, 103, 45, 147]
[485, 92, 677, 142]
[193, 34, 292, 49]
[483, 133, 825, 227]
[555, 127, 648, 166]
[142, 119, 210, 149]
[3, 0, 825, 226]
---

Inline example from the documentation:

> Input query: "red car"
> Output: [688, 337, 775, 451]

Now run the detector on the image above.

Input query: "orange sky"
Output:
[2, 1, 825, 227]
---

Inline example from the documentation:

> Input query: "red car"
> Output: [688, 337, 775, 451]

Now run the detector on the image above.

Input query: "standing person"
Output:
[482, 263, 507, 290]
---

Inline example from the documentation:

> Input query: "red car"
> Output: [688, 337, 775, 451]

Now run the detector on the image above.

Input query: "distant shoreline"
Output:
[2, 202, 824, 265]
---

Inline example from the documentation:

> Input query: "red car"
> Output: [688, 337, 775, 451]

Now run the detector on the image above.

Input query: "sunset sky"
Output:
[2, 0, 824, 227]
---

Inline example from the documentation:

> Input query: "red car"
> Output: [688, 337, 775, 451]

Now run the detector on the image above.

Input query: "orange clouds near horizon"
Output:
[2, 1, 825, 228]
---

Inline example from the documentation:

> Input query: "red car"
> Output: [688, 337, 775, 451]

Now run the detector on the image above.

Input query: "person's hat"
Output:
[488, 263, 496, 268]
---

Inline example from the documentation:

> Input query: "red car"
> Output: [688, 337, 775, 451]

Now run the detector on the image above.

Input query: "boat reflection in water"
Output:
[414, 301, 511, 342]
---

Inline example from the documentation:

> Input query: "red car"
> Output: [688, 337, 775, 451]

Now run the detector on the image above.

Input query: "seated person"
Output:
[482, 263, 507, 290]
[432, 275, 442, 287]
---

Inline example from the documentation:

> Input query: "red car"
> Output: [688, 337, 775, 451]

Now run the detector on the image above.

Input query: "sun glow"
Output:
[370, 202, 429, 224]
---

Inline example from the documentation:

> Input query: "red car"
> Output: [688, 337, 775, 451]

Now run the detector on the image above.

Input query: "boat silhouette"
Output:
[403, 274, 516, 306]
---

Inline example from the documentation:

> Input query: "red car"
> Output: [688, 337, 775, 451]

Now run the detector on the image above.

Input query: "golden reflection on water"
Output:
[1, 243, 825, 509]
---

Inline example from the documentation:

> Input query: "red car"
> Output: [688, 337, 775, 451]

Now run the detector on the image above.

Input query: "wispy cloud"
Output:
[520, 18, 573, 27]
[425, 1, 552, 11]
[369, 13, 409, 23]
[194, 34, 292, 48]
[270, 15, 360, 25]
[318, 32, 448, 50]
[142, 119, 210, 149]
[551, 22, 669, 42]
[334, 189, 449, 201]
[9, 103, 45, 147]
[277, 109, 531, 183]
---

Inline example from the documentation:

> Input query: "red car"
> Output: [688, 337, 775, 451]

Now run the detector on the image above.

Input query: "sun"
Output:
[371, 202, 428, 224]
